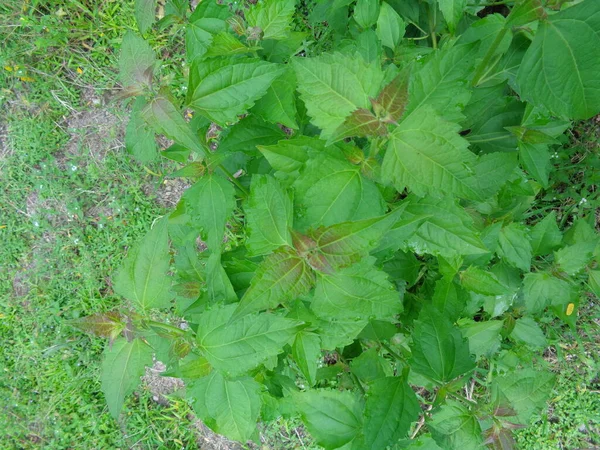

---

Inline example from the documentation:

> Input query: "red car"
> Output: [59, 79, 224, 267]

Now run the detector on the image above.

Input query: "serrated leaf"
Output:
[350, 347, 393, 383]
[186, 18, 226, 64]
[218, 114, 286, 155]
[258, 136, 318, 184]
[554, 241, 595, 275]
[245, 175, 293, 256]
[588, 270, 600, 298]
[432, 278, 467, 322]
[410, 306, 475, 383]
[295, 389, 363, 449]
[292, 52, 385, 139]
[511, 317, 547, 348]
[460, 320, 503, 359]
[294, 151, 386, 230]
[473, 152, 519, 199]
[246, 0, 297, 40]
[382, 107, 480, 199]
[204, 32, 251, 59]
[518, 142, 551, 188]
[119, 32, 155, 90]
[376, 70, 409, 123]
[530, 211, 562, 256]
[429, 401, 483, 450]
[522, 272, 573, 314]
[354, 0, 380, 29]
[252, 67, 299, 129]
[377, 2, 405, 50]
[101, 338, 153, 418]
[189, 58, 285, 125]
[292, 331, 321, 386]
[498, 224, 532, 272]
[516, 1, 600, 119]
[72, 312, 124, 342]
[205, 251, 238, 304]
[438, 0, 467, 34]
[135, 0, 156, 34]
[190, 371, 261, 442]
[506, 0, 546, 27]
[142, 96, 206, 156]
[183, 174, 235, 251]
[197, 304, 302, 375]
[232, 247, 315, 319]
[364, 376, 420, 448]
[460, 266, 508, 296]
[327, 108, 387, 145]
[126, 96, 158, 162]
[113, 218, 171, 311]
[492, 368, 555, 424]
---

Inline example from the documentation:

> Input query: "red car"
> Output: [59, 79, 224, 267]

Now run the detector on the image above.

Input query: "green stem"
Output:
[472, 26, 509, 86]
[381, 342, 406, 363]
[339, 354, 366, 395]
[218, 164, 249, 196]
[429, 6, 438, 49]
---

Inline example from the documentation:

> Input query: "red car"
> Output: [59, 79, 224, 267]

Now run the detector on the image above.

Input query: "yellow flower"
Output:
[76, 67, 83, 74]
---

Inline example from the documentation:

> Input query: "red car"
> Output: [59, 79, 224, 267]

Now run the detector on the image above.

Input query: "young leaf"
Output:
[375, 70, 409, 123]
[429, 401, 483, 450]
[554, 242, 595, 275]
[205, 251, 238, 304]
[350, 347, 393, 383]
[377, 2, 405, 50]
[363, 376, 420, 449]
[189, 58, 285, 125]
[516, 1, 600, 119]
[183, 174, 235, 251]
[101, 338, 153, 418]
[135, 0, 156, 34]
[497, 223, 532, 272]
[438, 0, 467, 34]
[354, 0, 380, 29]
[511, 317, 547, 348]
[530, 211, 562, 256]
[246, 0, 297, 41]
[252, 67, 299, 129]
[231, 247, 315, 319]
[292, 331, 321, 387]
[460, 266, 509, 296]
[409, 306, 475, 383]
[312, 258, 402, 320]
[432, 278, 467, 322]
[382, 106, 480, 200]
[126, 96, 158, 162]
[292, 52, 385, 139]
[258, 136, 318, 184]
[295, 389, 363, 449]
[245, 175, 293, 256]
[326, 108, 387, 145]
[522, 272, 573, 314]
[204, 32, 251, 59]
[186, 18, 226, 64]
[142, 96, 206, 156]
[190, 371, 261, 442]
[119, 32, 155, 90]
[218, 114, 286, 155]
[113, 218, 172, 311]
[196, 304, 303, 375]
[506, 0, 546, 27]
[518, 142, 551, 188]
[460, 320, 503, 359]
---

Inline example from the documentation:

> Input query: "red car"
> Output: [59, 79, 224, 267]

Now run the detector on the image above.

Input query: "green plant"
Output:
[77, 0, 600, 448]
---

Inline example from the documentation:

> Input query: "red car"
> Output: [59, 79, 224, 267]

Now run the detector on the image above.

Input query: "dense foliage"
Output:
[77, 0, 600, 448]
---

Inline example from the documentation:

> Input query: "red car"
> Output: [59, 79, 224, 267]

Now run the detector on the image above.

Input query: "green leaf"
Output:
[135, 0, 156, 34]
[186, 18, 226, 64]
[516, 1, 600, 119]
[119, 32, 155, 90]
[588, 270, 600, 298]
[506, 0, 546, 27]
[197, 304, 303, 375]
[473, 152, 519, 200]
[497, 223, 532, 272]
[364, 376, 420, 448]
[460, 266, 508, 296]
[246, 0, 297, 40]
[232, 247, 315, 319]
[204, 32, 251, 59]
[142, 96, 206, 156]
[429, 401, 483, 450]
[113, 218, 171, 310]
[511, 317, 547, 348]
[292, 52, 385, 139]
[554, 241, 595, 275]
[294, 152, 386, 230]
[409, 306, 475, 383]
[218, 114, 286, 155]
[295, 389, 363, 449]
[292, 331, 321, 387]
[183, 174, 235, 251]
[190, 371, 261, 442]
[460, 320, 503, 359]
[382, 107, 480, 200]
[432, 278, 466, 322]
[354, 0, 380, 29]
[252, 67, 299, 129]
[377, 2, 405, 50]
[492, 368, 555, 424]
[438, 0, 467, 34]
[258, 136, 318, 185]
[519, 142, 551, 188]
[189, 58, 285, 125]
[522, 272, 573, 314]
[327, 108, 387, 145]
[126, 96, 157, 162]
[530, 211, 562, 256]
[312, 258, 402, 320]
[350, 347, 393, 383]
[205, 251, 238, 304]
[245, 175, 293, 256]
[101, 338, 153, 418]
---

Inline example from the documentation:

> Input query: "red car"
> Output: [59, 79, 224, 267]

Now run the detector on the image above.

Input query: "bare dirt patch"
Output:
[0, 122, 11, 168]
[143, 178, 190, 208]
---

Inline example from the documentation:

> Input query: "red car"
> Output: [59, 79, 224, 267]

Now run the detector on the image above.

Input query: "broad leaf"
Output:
[135, 0, 156, 34]
[101, 338, 153, 418]
[516, 1, 600, 119]
[409, 306, 475, 383]
[245, 175, 293, 256]
[432, 278, 467, 322]
[363, 376, 420, 449]
[246, 0, 297, 40]
[354, 0, 380, 29]
[232, 247, 315, 319]
[497, 224, 532, 272]
[460, 266, 508, 296]
[519, 142, 551, 188]
[511, 317, 547, 348]
[460, 320, 503, 359]
[429, 401, 483, 450]
[252, 67, 299, 129]
[350, 347, 393, 383]
[126, 96, 157, 162]
[218, 114, 286, 155]
[113, 218, 171, 310]
[438, 0, 467, 34]
[327, 108, 387, 145]
[189, 58, 285, 124]
[292, 331, 321, 387]
[377, 2, 405, 50]
[295, 389, 363, 449]
[376, 70, 409, 123]
[258, 136, 318, 185]
[530, 211, 562, 256]
[119, 32, 155, 90]
[205, 251, 238, 304]
[197, 304, 302, 375]
[522, 272, 573, 314]
[184, 174, 235, 251]
[554, 241, 595, 275]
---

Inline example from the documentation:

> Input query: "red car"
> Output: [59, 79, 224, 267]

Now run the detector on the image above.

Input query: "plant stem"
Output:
[218, 164, 249, 196]
[472, 26, 509, 86]
[429, 6, 438, 49]
[339, 354, 366, 394]
[381, 342, 406, 363]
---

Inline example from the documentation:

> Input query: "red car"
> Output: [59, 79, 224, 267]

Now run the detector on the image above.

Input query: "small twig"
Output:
[411, 404, 432, 439]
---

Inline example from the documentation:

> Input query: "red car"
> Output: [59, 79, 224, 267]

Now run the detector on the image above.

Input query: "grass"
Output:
[0, 0, 598, 449]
